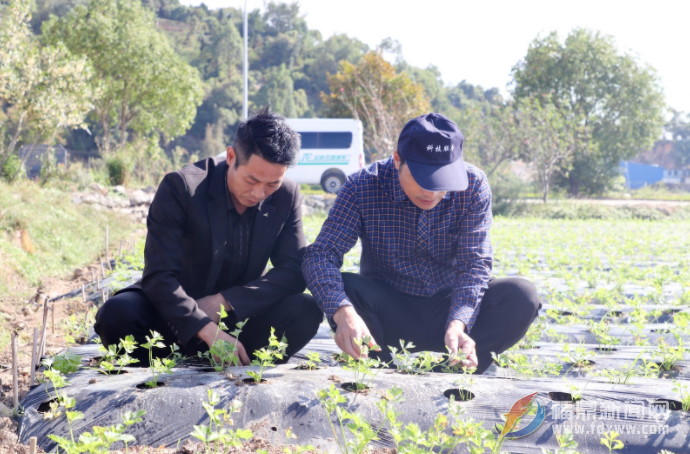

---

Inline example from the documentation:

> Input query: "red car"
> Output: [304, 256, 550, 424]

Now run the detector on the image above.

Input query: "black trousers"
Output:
[340, 273, 541, 374]
[94, 289, 323, 367]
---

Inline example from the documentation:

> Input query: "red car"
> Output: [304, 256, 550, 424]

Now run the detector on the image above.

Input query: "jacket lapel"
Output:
[205, 161, 229, 295]
[244, 197, 276, 280]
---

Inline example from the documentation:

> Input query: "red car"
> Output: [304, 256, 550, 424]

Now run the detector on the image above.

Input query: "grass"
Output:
[610, 185, 690, 202]
[0, 180, 137, 296]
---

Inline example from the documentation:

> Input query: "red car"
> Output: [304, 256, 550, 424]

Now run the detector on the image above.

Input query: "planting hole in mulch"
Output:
[110, 369, 128, 375]
[443, 389, 475, 402]
[548, 392, 580, 402]
[656, 363, 682, 373]
[653, 399, 685, 411]
[651, 329, 671, 334]
[341, 382, 370, 393]
[607, 311, 625, 318]
[293, 365, 324, 371]
[553, 311, 574, 317]
[196, 368, 220, 373]
[664, 308, 682, 315]
[270, 427, 277, 432]
[136, 381, 165, 390]
[570, 360, 595, 368]
[83, 356, 103, 366]
[331, 353, 346, 363]
[242, 378, 267, 385]
[593, 347, 618, 352]
[37, 398, 60, 414]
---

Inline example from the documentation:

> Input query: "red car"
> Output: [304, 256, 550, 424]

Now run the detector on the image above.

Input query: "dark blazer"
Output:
[124, 156, 307, 346]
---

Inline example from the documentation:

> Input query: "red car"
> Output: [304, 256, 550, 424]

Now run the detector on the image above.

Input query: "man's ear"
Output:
[393, 150, 401, 170]
[226, 146, 236, 166]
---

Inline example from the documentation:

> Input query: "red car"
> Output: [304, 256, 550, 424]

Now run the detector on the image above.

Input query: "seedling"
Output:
[49, 353, 82, 376]
[191, 389, 252, 453]
[534, 358, 562, 378]
[454, 367, 476, 401]
[518, 317, 543, 349]
[300, 351, 322, 370]
[555, 429, 580, 454]
[199, 307, 247, 371]
[557, 344, 594, 368]
[672, 380, 690, 411]
[596, 350, 646, 385]
[656, 339, 685, 371]
[140, 330, 182, 388]
[50, 409, 146, 454]
[588, 319, 620, 351]
[600, 431, 624, 454]
[316, 383, 381, 454]
[639, 358, 661, 378]
[62, 315, 88, 344]
[280, 427, 316, 454]
[342, 335, 384, 391]
[96, 335, 139, 374]
[563, 377, 592, 402]
[247, 327, 288, 383]
[389, 340, 443, 374]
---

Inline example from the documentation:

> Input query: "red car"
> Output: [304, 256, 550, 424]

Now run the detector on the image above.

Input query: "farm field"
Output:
[10, 216, 690, 454]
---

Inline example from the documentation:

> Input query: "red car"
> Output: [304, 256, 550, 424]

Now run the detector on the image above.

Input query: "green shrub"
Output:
[2, 155, 23, 182]
[489, 170, 528, 216]
[106, 156, 128, 186]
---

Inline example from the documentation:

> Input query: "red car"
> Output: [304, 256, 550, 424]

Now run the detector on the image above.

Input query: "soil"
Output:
[0, 234, 147, 454]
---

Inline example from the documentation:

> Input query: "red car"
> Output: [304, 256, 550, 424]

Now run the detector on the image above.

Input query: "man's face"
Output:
[226, 146, 287, 211]
[393, 150, 446, 211]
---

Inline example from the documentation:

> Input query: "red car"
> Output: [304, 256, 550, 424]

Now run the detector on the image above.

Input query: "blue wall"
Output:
[621, 161, 664, 189]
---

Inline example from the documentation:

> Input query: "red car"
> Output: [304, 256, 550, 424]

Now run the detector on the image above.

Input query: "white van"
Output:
[284, 118, 365, 193]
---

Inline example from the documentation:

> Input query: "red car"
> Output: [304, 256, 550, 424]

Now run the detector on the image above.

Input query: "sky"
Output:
[180, 0, 690, 113]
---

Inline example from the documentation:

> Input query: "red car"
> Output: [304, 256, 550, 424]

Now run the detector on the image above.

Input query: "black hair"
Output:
[233, 106, 300, 167]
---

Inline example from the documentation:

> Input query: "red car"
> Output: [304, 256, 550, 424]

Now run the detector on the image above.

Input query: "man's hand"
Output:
[196, 293, 230, 325]
[196, 322, 250, 365]
[444, 320, 478, 369]
[333, 305, 374, 360]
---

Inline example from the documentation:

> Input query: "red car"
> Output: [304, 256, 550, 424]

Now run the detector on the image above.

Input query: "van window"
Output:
[298, 132, 352, 149]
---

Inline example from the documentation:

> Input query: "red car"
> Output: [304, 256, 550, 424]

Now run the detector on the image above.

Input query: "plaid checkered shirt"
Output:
[302, 157, 493, 332]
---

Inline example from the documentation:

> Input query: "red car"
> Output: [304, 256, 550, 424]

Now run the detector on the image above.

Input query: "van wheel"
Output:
[321, 170, 346, 194]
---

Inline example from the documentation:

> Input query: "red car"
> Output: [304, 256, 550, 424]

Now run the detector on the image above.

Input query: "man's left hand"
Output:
[196, 293, 230, 325]
[444, 320, 478, 369]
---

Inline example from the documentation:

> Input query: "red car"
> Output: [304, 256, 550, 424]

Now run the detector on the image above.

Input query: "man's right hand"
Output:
[196, 322, 250, 365]
[332, 305, 373, 360]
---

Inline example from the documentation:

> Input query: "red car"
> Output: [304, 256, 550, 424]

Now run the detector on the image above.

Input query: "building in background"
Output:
[19, 144, 69, 179]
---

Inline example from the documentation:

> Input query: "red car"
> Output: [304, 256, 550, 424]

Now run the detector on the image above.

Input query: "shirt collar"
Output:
[224, 168, 236, 212]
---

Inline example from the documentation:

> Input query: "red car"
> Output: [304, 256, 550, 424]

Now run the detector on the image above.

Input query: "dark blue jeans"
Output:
[95, 289, 323, 366]
[338, 273, 540, 374]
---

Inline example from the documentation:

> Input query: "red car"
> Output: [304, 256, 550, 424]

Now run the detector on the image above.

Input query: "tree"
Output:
[666, 110, 690, 168]
[458, 102, 521, 177]
[515, 98, 582, 203]
[42, 0, 204, 155]
[0, 0, 94, 163]
[512, 29, 665, 196]
[322, 51, 431, 161]
[254, 64, 309, 118]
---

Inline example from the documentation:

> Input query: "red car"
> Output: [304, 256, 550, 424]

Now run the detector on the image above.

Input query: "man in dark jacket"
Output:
[95, 107, 323, 365]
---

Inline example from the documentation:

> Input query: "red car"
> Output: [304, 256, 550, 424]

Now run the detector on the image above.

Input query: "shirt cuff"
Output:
[325, 296, 354, 329]
[447, 305, 476, 333]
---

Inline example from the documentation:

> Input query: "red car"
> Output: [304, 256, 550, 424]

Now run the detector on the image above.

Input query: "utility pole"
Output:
[243, 0, 249, 120]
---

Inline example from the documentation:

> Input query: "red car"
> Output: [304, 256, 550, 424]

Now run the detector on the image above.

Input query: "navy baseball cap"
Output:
[397, 113, 468, 191]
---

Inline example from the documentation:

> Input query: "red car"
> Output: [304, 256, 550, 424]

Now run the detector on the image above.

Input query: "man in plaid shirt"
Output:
[302, 113, 539, 374]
